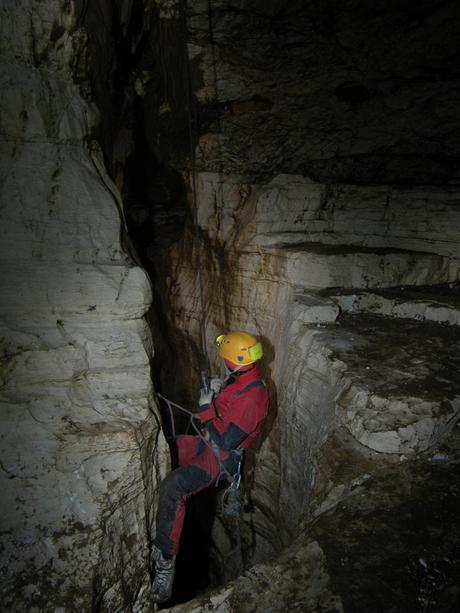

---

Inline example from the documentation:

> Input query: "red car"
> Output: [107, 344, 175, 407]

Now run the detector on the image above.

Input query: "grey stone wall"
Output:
[0, 2, 167, 610]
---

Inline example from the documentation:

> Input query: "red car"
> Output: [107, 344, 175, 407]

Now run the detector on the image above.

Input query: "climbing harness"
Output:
[157, 391, 246, 567]
[157, 377, 266, 569]
[157, 393, 243, 502]
[220, 451, 243, 517]
[158, 390, 246, 565]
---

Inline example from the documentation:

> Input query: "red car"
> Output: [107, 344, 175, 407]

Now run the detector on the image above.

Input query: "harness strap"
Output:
[158, 393, 246, 522]
[157, 381, 263, 485]
[157, 393, 233, 483]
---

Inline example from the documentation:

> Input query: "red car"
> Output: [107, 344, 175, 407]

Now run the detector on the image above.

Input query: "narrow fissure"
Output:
[122, 131, 222, 604]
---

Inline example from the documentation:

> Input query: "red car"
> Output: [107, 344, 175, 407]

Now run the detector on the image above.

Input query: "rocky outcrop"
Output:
[168, 539, 343, 613]
[0, 2, 165, 610]
[255, 176, 460, 260]
[162, 171, 460, 576]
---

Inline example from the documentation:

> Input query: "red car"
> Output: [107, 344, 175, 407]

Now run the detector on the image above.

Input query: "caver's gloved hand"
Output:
[198, 377, 222, 408]
[198, 388, 214, 408]
[209, 377, 222, 394]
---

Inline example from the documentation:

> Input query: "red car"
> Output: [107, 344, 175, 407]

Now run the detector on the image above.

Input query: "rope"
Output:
[156, 392, 249, 499]
[179, 0, 210, 375]
[220, 460, 242, 516]
[221, 472, 243, 564]
[157, 392, 245, 566]
[156, 393, 232, 484]
[225, 514, 242, 562]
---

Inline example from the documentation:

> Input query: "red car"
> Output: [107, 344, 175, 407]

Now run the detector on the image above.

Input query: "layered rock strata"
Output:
[0, 3, 165, 610]
[331, 286, 460, 326]
[165, 168, 460, 555]
[2, 0, 458, 609]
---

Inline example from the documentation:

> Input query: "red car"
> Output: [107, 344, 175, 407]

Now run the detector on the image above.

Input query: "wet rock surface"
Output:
[311, 426, 460, 613]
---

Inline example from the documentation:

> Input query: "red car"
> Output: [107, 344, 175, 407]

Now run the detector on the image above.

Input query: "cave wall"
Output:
[0, 2, 168, 610]
[153, 0, 460, 185]
[138, 0, 460, 565]
[2, 0, 460, 608]
[166, 174, 460, 562]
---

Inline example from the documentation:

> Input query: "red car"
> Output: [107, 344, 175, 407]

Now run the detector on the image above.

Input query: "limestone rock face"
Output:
[122, 2, 460, 608]
[255, 176, 460, 260]
[0, 2, 164, 610]
[320, 315, 460, 456]
[171, 424, 460, 613]
[3, 0, 459, 610]
[332, 286, 460, 326]
[166, 539, 342, 613]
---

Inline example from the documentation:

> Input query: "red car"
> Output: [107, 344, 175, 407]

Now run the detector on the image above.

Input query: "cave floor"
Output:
[307, 310, 460, 612]
[310, 424, 460, 613]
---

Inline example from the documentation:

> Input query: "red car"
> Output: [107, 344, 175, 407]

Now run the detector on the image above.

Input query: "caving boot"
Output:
[150, 545, 176, 604]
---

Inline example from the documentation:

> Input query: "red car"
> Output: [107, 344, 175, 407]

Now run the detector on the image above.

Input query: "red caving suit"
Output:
[153, 364, 269, 557]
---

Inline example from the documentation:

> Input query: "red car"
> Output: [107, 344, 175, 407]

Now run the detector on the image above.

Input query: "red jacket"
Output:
[198, 365, 269, 459]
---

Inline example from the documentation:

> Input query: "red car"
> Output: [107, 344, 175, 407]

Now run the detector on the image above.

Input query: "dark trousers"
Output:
[153, 435, 220, 556]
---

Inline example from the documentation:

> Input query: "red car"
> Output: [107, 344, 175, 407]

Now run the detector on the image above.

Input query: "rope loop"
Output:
[156, 393, 233, 483]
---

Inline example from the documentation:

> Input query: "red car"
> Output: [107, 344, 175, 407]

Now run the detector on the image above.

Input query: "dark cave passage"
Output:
[121, 123, 219, 604]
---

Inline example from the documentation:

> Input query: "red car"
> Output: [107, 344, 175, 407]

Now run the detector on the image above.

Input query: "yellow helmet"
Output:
[215, 331, 263, 365]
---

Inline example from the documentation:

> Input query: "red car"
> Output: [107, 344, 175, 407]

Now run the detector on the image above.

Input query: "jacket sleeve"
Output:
[197, 401, 217, 424]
